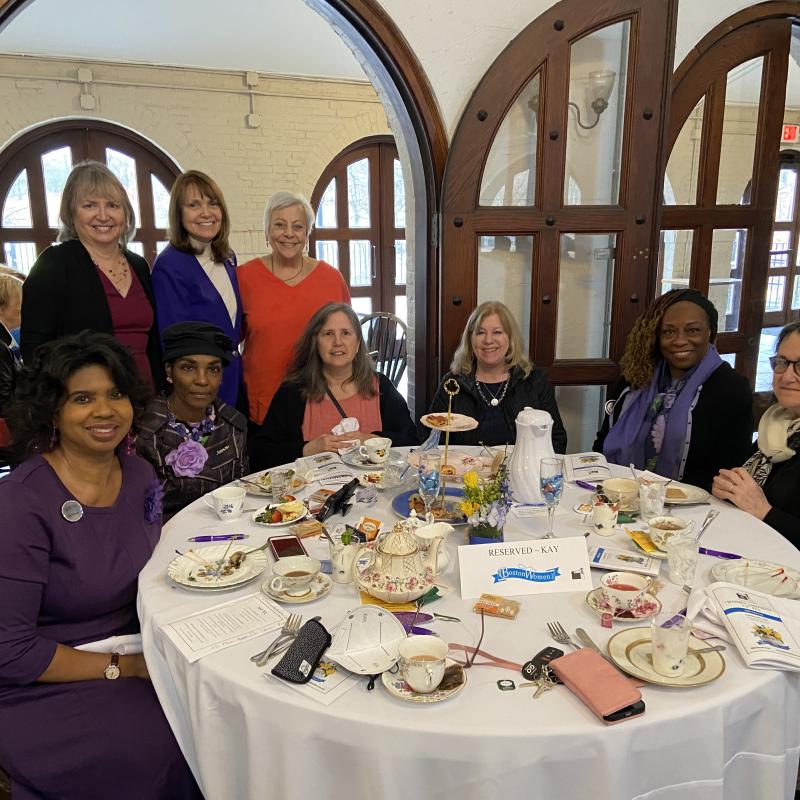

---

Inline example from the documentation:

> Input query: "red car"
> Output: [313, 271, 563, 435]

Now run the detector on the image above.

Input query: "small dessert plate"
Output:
[585, 587, 662, 623]
[381, 658, 467, 703]
[260, 573, 333, 604]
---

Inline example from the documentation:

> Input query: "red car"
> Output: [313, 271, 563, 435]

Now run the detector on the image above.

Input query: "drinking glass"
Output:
[665, 532, 700, 586]
[418, 453, 442, 522]
[539, 457, 564, 539]
[651, 611, 691, 677]
[638, 478, 668, 521]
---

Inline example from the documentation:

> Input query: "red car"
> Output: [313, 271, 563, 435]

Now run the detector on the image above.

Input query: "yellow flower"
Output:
[461, 500, 479, 517]
[463, 470, 479, 490]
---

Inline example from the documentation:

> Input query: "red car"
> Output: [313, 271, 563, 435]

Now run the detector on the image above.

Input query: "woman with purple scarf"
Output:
[594, 289, 753, 491]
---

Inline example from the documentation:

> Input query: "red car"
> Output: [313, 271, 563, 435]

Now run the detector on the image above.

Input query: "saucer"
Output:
[607, 627, 726, 687]
[626, 531, 668, 560]
[381, 658, 467, 703]
[585, 587, 662, 623]
[260, 573, 333, 604]
[342, 450, 386, 470]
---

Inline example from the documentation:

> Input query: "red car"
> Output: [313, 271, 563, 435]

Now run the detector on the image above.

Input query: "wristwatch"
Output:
[104, 652, 121, 680]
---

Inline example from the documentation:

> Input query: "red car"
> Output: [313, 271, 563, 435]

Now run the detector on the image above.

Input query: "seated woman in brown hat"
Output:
[135, 321, 248, 520]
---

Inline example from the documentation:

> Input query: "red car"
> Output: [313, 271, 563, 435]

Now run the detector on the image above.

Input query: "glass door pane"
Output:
[709, 228, 746, 332]
[658, 229, 694, 294]
[105, 148, 141, 226]
[349, 240, 373, 287]
[556, 233, 616, 358]
[151, 175, 170, 228]
[555, 385, 605, 453]
[41, 146, 73, 228]
[2, 169, 32, 227]
[316, 179, 336, 228]
[393, 160, 405, 227]
[347, 159, 370, 227]
[664, 98, 704, 205]
[564, 21, 630, 206]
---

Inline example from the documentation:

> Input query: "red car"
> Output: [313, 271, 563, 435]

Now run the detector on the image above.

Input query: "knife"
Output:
[575, 627, 624, 671]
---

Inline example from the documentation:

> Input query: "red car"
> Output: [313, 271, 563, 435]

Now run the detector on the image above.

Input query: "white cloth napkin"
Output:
[686, 587, 732, 641]
[75, 633, 143, 654]
[332, 416, 360, 455]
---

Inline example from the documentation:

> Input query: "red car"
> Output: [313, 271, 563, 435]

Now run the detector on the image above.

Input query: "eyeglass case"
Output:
[271, 619, 332, 684]
[550, 648, 642, 725]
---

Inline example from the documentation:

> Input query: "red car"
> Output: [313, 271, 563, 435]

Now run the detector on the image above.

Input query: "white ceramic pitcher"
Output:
[508, 407, 555, 503]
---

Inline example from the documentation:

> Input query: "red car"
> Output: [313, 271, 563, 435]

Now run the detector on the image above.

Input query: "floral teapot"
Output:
[508, 406, 555, 503]
[352, 518, 442, 603]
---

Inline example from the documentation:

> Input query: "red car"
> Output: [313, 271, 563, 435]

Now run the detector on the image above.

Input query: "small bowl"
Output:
[602, 478, 639, 510]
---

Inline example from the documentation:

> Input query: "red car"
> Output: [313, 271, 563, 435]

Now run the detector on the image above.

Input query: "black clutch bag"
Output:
[271, 619, 332, 684]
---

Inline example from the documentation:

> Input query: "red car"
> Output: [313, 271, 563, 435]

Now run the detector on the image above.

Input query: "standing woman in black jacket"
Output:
[20, 161, 162, 390]
[428, 301, 567, 451]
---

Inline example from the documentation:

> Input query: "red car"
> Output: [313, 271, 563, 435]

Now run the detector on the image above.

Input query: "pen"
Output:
[698, 547, 741, 560]
[187, 534, 249, 543]
[575, 480, 597, 491]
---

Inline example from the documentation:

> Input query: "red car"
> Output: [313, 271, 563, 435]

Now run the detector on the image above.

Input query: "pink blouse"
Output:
[302, 389, 382, 443]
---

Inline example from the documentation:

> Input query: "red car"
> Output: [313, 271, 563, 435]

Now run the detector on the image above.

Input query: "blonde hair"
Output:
[0, 272, 23, 311]
[450, 301, 532, 376]
[57, 161, 136, 246]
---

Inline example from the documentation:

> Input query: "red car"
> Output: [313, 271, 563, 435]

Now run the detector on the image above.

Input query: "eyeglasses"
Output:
[769, 355, 800, 376]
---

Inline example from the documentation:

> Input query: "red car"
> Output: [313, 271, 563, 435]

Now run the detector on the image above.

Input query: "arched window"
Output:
[0, 120, 180, 272]
[440, 0, 676, 449]
[309, 136, 407, 322]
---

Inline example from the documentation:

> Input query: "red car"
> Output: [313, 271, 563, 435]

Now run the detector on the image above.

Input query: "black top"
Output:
[248, 372, 419, 470]
[0, 323, 20, 416]
[428, 366, 568, 452]
[593, 362, 753, 492]
[20, 239, 163, 389]
[761, 449, 800, 548]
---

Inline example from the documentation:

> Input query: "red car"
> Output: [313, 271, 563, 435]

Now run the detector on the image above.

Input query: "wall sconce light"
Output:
[568, 70, 616, 130]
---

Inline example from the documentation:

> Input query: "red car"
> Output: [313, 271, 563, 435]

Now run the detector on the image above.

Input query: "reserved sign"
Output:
[457, 537, 593, 599]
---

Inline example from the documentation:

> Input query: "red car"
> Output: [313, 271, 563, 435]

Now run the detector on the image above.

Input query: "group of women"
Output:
[0, 157, 799, 799]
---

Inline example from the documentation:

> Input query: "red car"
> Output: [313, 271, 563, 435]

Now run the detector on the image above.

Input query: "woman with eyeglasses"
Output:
[713, 321, 800, 542]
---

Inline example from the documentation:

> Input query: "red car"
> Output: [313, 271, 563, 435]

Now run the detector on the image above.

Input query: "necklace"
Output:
[475, 377, 509, 407]
[269, 254, 304, 284]
[87, 245, 130, 283]
[166, 399, 216, 443]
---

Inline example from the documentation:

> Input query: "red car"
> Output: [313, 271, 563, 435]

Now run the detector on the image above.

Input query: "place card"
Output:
[457, 537, 593, 599]
[159, 592, 285, 663]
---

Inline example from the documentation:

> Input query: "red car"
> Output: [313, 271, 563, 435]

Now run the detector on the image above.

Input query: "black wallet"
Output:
[271, 619, 332, 684]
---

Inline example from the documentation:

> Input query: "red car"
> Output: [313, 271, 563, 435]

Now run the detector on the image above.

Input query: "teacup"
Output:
[358, 436, 392, 465]
[600, 571, 653, 613]
[203, 486, 246, 520]
[414, 521, 453, 572]
[601, 478, 639, 510]
[269, 555, 321, 597]
[398, 635, 448, 693]
[647, 515, 695, 549]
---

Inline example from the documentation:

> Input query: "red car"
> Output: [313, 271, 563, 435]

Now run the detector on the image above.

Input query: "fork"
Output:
[251, 613, 302, 667]
[546, 621, 582, 651]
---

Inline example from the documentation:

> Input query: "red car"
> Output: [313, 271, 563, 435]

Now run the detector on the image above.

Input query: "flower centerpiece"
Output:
[460, 461, 513, 544]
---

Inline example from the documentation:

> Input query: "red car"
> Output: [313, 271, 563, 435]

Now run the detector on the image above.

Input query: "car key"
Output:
[522, 646, 564, 683]
[532, 666, 558, 698]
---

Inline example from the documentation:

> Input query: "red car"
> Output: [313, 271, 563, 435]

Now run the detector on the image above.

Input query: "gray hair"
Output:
[777, 320, 800, 350]
[262, 191, 315, 236]
[57, 161, 137, 246]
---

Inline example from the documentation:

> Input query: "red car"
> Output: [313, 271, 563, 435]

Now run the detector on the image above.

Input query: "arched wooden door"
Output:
[441, 0, 677, 449]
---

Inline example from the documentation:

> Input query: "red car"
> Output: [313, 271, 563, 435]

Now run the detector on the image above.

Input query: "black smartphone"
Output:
[268, 535, 307, 560]
[602, 699, 645, 723]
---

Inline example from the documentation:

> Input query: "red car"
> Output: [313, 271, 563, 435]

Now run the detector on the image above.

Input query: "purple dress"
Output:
[0, 453, 202, 800]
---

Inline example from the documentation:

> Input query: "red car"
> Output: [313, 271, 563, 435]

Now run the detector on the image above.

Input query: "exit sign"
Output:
[782, 124, 799, 143]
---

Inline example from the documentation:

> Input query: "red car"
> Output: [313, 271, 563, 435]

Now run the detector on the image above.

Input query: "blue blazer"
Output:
[151, 244, 243, 406]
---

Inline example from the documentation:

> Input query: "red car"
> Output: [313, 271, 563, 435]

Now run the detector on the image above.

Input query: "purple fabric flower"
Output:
[144, 480, 164, 524]
[165, 439, 209, 478]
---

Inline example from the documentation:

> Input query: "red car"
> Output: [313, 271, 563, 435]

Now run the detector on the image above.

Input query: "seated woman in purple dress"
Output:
[0, 331, 201, 800]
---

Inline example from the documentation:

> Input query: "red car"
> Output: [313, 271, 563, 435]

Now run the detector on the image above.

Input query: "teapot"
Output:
[352, 518, 442, 603]
[508, 407, 555, 503]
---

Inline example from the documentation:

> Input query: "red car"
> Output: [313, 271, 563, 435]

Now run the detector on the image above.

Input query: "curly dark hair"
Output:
[3, 330, 150, 463]
[619, 288, 718, 389]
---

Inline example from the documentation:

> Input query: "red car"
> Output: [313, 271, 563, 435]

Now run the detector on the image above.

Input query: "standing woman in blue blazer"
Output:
[151, 171, 244, 408]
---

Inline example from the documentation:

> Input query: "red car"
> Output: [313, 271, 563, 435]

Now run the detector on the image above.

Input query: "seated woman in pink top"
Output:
[249, 303, 417, 470]
[238, 191, 350, 424]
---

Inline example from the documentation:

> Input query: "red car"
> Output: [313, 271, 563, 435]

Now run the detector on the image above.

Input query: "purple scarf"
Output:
[603, 346, 722, 479]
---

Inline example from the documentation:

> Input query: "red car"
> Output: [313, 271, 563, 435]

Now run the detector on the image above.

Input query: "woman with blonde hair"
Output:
[238, 191, 350, 424]
[21, 161, 162, 388]
[428, 301, 566, 450]
[151, 170, 243, 407]
[594, 288, 752, 490]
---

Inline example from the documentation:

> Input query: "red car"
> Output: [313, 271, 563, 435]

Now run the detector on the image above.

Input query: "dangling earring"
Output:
[124, 431, 136, 456]
[47, 426, 58, 450]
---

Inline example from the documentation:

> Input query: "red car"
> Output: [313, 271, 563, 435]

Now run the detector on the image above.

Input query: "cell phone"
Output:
[602, 699, 645, 723]
[268, 535, 307, 560]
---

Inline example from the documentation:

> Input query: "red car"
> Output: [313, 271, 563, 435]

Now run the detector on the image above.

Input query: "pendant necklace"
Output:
[475, 377, 509, 407]
[270, 254, 304, 283]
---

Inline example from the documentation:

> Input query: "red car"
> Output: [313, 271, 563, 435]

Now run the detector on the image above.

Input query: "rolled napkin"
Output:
[75, 633, 143, 655]
[332, 416, 360, 455]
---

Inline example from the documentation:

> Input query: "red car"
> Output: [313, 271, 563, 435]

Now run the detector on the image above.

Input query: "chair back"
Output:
[359, 312, 408, 388]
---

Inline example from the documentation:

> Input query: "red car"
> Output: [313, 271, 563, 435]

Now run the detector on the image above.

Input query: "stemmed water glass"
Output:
[539, 458, 564, 539]
[418, 453, 442, 523]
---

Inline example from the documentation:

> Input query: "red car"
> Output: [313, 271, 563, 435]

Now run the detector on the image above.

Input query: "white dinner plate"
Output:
[420, 413, 479, 433]
[710, 559, 800, 599]
[381, 658, 467, 703]
[664, 481, 710, 505]
[607, 627, 726, 687]
[251, 506, 310, 527]
[168, 544, 267, 590]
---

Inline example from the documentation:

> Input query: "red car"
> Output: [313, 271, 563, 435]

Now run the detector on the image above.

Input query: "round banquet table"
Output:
[137, 455, 800, 800]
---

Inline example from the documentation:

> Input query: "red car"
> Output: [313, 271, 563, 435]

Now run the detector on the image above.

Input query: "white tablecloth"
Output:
[138, 460, 800, 800]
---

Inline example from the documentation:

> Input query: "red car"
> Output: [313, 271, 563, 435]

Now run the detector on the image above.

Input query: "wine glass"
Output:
[539, 457, 564, 539]
[418, 453, 442, 523]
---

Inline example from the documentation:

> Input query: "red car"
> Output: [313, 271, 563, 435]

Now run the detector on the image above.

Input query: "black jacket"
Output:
[762, 449, 800, 548]
[593, 362, 753, 492]
[428, 367, 567, 452]
[0, 324, 20, 417]
[248, 372, 419, 470]
[20, 240, 163, 388]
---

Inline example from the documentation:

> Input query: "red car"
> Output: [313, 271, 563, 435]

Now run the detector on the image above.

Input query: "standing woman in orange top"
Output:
[238, 191, 350, 424]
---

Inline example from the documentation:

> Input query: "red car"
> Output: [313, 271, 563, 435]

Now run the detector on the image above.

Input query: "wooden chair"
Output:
[359, 312, 408, 388]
